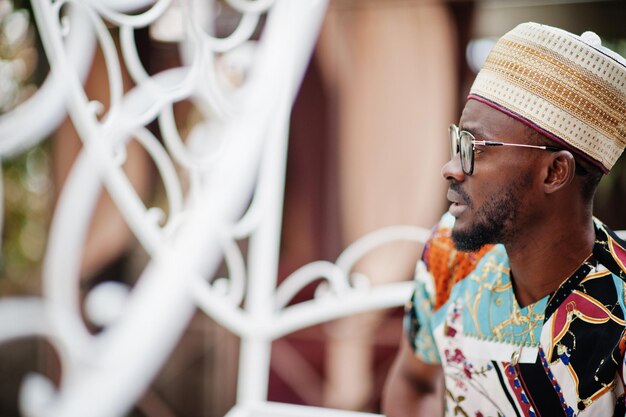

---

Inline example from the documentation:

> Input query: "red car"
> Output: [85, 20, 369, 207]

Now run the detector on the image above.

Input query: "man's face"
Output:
[442, 100, 541, 251]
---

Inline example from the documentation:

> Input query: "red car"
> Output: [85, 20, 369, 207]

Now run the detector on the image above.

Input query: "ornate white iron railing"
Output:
[0, 1, 429, 416]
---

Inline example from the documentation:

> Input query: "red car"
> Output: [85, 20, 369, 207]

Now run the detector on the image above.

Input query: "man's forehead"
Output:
[459, 100, 508, 136]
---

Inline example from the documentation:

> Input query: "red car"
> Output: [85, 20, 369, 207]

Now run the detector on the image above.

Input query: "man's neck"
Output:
[504, 214, 596, 308]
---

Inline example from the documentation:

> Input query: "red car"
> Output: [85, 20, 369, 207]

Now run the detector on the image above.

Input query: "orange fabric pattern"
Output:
[424, 226, 494, 310]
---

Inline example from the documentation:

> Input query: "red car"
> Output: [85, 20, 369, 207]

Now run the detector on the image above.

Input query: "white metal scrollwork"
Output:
[0, 1, 428, 416]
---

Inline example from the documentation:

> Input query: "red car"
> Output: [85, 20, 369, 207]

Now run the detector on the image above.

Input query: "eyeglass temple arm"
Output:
[476, 140, 560, 151]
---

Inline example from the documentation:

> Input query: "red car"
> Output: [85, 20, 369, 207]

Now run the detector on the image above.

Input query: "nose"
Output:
[441, 153, 465, 182]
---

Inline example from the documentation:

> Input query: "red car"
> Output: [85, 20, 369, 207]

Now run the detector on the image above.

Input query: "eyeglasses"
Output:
[449, 124, 561, 175]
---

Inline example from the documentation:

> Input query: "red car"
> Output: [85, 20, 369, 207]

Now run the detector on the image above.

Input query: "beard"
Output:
[451, 173, 532, 252]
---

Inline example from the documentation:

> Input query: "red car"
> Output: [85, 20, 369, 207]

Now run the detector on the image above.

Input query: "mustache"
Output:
[449, 182, 472, 207]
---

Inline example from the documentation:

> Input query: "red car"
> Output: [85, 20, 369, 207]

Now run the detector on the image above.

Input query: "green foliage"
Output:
[0, 143, 52, 295]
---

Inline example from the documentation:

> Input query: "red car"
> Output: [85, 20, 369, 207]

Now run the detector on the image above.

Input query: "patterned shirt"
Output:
[406, 213, 626, 417]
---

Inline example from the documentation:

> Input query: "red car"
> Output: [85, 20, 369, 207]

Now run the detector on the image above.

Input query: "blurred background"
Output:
[0, 0, 625, 416]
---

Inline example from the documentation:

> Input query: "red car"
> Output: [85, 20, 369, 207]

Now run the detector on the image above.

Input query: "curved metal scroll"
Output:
[0, 1, 430, 416]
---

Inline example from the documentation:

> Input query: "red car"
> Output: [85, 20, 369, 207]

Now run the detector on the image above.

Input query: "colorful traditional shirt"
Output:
[405, 212, 626, 417]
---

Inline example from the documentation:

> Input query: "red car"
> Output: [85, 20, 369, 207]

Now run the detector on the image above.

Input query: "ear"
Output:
[543, 150, 576, 194]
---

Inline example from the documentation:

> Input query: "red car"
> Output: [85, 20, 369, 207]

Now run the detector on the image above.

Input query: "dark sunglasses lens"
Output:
[449, 125, 459, 160]
[459, 132, 473, 174]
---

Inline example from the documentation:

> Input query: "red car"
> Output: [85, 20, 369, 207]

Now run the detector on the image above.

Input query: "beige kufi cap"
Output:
[469, 22, 626, 173]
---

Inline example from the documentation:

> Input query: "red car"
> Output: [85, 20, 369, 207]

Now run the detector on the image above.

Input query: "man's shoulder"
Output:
[593, 219, 626, 281]
[422, 212, 499, 310]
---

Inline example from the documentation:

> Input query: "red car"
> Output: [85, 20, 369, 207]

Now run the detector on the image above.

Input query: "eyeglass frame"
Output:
[449, 124, 562, 175]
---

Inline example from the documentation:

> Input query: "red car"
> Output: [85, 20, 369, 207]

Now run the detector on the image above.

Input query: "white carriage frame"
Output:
[0, 1, 430, 416]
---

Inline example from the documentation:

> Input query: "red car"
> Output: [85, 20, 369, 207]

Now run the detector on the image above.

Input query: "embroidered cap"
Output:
[468, 22, 626, 173]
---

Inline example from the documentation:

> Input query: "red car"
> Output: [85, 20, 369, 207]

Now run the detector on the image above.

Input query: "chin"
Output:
[451, 212, 471, 230]
[451, 219, 498, 252]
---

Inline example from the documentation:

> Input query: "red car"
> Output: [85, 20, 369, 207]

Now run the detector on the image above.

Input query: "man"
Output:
[382, 22, 626, 417]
